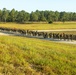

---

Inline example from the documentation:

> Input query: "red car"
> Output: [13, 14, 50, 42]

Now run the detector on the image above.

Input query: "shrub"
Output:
[48, 20, 53, 24]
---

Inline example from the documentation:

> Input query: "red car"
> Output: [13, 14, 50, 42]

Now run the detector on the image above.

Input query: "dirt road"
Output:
[33, 29, 76, 32]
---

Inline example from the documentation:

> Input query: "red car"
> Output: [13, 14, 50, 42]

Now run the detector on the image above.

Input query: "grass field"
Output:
[0, 22, 76, 30]
[0, 35, 76, 75]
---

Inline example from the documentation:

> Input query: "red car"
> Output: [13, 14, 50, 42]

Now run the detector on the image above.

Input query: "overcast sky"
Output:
[0, 0, 76, 12]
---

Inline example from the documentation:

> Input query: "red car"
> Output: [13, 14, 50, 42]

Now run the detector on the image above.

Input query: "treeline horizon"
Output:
[0, 8, 76, 23]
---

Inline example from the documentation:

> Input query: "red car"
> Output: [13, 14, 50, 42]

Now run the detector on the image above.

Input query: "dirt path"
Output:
[0, 32, 10, 35]
[0, 30, 76, 45]
[33, 29, 76, 32]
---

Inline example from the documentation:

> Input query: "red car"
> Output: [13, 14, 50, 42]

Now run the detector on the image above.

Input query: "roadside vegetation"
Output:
[0, 35, 76, 75]
[49, 31, 76, 35]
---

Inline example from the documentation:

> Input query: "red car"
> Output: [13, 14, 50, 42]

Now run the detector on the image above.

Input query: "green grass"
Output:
[0, 22, 76, 30]
[0, 35, 76, 75]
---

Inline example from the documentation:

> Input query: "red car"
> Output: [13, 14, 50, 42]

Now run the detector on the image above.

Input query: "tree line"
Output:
[0, 8, 76, 23]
